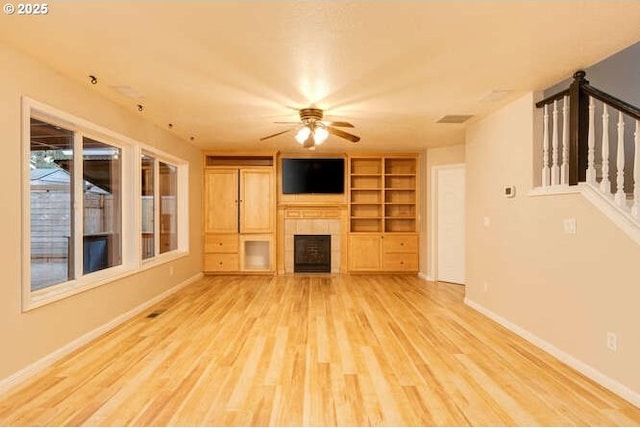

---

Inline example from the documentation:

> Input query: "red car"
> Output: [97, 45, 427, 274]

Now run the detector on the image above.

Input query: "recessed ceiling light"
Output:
[436, 115, 474, 124]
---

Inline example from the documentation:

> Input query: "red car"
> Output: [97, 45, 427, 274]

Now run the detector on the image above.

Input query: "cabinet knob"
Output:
[218, 242, 222, 246]
[400, 242, 404, 246]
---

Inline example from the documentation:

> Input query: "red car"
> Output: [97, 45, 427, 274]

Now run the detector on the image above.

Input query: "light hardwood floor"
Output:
[1, 275, 639, 426]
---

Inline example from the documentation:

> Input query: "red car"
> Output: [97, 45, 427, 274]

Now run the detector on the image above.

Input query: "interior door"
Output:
[240, 169, 273, 233]
[204, 169, 239, 233]
[436, 165, 465, 284]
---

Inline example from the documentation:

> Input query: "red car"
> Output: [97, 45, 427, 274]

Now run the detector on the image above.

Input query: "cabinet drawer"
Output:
[383, 253, 418, 271]
[383, 235, 418, 253]
[204, 234, 238, 253]
[204, 253, 239, 272]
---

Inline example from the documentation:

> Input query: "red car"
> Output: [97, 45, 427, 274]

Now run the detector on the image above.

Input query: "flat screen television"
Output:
[282, 158, 345, 194]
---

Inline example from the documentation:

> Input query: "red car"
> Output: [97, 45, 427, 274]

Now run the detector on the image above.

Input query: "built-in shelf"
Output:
[349, 156, 417, 233]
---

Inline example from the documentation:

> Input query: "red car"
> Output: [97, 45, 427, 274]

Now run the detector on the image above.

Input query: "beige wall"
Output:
[466, 92, 640, 396]
[420, 145, 465, 277]
[0, 43, 203, 381]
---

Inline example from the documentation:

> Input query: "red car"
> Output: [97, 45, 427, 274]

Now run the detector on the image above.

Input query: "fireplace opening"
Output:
[294, 235, 331, 273]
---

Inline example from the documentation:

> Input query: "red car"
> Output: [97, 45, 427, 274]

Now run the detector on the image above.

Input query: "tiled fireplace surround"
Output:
[281, 205, 346, 274]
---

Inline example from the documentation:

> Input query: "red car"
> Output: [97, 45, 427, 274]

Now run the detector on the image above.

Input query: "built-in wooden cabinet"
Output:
[204, 169, 239, 234]
[348, 234, 418, 272]
[202, 152, 417, 275]
[203, 154, 275, 274]
[348, 154, 419, 273]
[347, 234, 382, 271]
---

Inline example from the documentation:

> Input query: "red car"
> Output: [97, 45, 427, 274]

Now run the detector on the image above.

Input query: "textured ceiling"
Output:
[1, 1, 640, 153]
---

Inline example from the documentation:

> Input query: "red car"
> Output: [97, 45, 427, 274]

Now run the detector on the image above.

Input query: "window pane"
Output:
[83, 138, 121, 274]
[159, 162, 178, 253]
[141, 154, 155, 259]
[30, 118, 75, 291]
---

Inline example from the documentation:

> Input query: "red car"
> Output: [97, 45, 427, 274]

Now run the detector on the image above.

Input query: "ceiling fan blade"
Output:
[327, 126, 360, 143]
[260, 128, 293, 141]
[273, 121, 301, 124]
[323, 121, 354, 128]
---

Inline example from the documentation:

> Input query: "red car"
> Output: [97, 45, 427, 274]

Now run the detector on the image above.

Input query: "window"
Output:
[29, 118, 75, 291]
[160, 162, 178, 254]
[83, 137, 122, 274]
[140, 155, 184, 260]
[141, 153, 155, 260]
[23, 99, 189, 310]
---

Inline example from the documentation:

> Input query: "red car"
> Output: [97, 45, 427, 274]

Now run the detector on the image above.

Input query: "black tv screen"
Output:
[282, 158, 344, 194]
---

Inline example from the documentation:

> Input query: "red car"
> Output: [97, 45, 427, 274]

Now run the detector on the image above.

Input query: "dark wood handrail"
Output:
[535, 74, 640, 120]
[583, 84, 640, 121]
[535, 88, 570, 108]
[534, 70, 639, 187]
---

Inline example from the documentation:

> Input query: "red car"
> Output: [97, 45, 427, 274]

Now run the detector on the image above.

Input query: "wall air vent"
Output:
[436, 115, 474, 124]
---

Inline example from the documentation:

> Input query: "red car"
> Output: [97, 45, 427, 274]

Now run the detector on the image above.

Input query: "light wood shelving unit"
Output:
[349, 156, 417, 233]
[348, 154, 419, 273]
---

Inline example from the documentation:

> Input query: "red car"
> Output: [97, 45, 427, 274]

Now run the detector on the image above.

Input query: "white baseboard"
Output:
[464, 297, 640, 408]
[0, 272, 203, 396]
[418, 272, 433, 282]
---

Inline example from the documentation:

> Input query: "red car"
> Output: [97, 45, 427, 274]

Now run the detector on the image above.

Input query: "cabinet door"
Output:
[240, 169, 273, 233]
[348, 234, 381, 271]
[204, 169, 239, 233]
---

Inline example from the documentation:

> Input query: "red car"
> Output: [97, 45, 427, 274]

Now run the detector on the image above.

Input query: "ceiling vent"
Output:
[436, 115, 474, 124]
[479, 89, 513, 103]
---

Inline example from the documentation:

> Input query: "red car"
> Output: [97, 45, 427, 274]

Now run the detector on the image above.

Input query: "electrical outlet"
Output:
[483, 216, 491, 228]
[606, 332, 617, 352]
[483, 281, 489, 292]
[169, 266, 174, 276]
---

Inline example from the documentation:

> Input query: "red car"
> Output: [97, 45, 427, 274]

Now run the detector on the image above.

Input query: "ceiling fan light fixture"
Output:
[295, 126, 311, 144]
[313, 126, 328, 145]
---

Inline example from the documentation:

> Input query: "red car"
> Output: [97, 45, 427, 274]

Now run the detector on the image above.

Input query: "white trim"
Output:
[417, 271, 434, 282]
[578, 183, 640, 246]
[528, 185, 581, 197]
[0, 272, 203, 396]
[464, 297, 640, 408]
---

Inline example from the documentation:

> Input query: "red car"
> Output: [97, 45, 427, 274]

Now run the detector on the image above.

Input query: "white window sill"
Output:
[24, 250, 189, 312]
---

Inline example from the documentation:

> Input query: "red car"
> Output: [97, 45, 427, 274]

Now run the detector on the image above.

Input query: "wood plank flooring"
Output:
[1, 275, 639, 426]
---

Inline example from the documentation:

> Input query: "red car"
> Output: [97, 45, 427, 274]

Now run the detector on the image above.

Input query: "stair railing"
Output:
[535, 71, 640, 220]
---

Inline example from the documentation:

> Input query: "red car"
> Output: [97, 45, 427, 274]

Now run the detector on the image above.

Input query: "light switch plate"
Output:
[563, 218, 577, 234]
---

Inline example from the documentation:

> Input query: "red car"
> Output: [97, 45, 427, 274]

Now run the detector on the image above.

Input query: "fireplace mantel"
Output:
[279, 203, 347, 219]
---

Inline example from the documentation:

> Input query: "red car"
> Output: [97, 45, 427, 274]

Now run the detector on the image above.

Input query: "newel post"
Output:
[568, 70, 589, 185]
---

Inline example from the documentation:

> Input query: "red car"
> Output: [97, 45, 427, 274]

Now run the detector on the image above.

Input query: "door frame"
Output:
[429, 163, 465, 283]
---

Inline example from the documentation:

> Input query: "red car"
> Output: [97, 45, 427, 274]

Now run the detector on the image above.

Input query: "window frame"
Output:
[138, 149, 189, 266]
[22, 98, 189, 311]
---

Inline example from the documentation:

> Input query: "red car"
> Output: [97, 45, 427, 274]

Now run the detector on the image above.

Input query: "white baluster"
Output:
[615, 111, 626, 207]
[542, 105, 550, 187]
[600, 105, 611, 194]
[561, 95, 569, 185]
[632, 120, 640, 219]
[586, 97, 596, 183]
[551, 100, 560, 185]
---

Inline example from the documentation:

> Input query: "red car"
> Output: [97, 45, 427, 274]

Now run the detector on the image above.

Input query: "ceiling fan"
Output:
[260, 108, 360, 149]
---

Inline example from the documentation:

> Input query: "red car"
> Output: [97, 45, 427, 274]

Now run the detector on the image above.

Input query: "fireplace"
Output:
[294, 235, 331, 273]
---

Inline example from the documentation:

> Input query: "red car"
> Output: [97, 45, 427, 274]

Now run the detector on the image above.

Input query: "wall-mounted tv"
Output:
[282, 158, 345, 194]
